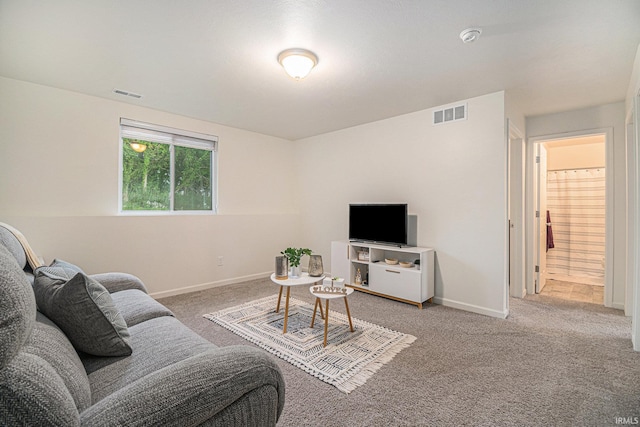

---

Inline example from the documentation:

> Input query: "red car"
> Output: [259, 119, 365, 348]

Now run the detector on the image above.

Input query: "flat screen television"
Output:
[349, 204, 408, 246]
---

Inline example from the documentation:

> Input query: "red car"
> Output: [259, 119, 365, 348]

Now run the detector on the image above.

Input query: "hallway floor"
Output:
[540, 278, 604, 305]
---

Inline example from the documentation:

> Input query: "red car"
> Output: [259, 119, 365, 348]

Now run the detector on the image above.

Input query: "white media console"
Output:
[331, 240, 434, 309]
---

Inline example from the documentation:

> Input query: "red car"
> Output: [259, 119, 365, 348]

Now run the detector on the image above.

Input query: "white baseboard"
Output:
[432, 296, 509, 319]
[149, 273, 511, 320]
[149, 271, 272, 299]
[611, 301, 625, 311]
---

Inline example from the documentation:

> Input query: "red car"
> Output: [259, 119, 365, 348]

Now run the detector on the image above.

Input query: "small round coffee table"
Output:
[309, 285, 355, 347]
[270, 273, 324, 334]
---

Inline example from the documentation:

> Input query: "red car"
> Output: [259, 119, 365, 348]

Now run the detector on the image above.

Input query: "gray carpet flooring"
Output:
[158, 278, 640, 427]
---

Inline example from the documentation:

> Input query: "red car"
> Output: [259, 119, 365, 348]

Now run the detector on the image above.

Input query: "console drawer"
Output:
[369, 264, 422, 302]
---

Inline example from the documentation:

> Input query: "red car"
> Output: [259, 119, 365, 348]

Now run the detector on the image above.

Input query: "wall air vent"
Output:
[433, 103, 466, 125]
[113, 89, 143, 99]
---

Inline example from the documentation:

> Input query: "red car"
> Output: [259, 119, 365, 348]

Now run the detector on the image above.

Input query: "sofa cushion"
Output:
[22, 312, 92, 412]
[110, 289, 174, 327]
[33, 268, 132, 357]
[91, 272, 148, 294]
[83, 316, 215, 403]
[0, 243, 36, 369]
[80, 347, 283, 427]
[0, 225, 27, 270]
[0, 352, 80, 426]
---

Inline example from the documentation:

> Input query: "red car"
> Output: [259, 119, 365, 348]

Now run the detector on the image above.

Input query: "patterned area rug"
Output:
[204, 294, 416, 393]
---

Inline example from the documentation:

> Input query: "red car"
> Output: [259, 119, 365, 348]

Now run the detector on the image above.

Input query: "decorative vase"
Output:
[290, 265, 301, 278]
[308, 254, 324, 277]
[355, 268, 362, 285]
[275, 256, 288, 280]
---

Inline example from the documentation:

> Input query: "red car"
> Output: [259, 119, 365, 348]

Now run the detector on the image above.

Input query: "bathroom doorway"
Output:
[529, 131, 612, 306]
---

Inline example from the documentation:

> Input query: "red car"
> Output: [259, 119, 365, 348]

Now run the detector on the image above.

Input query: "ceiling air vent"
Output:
[433, 103, 466, 125]
[113, 89, 143, 99]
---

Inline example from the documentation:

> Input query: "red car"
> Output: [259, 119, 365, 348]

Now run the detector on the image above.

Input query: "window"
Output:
[120, 118, 217, 213]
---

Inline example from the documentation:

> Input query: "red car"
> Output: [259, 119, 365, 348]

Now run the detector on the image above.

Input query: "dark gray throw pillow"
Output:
[33, 267, 132, 357]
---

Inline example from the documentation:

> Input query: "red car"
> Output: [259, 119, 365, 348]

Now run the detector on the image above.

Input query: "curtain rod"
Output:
[547, 166, 605, 172]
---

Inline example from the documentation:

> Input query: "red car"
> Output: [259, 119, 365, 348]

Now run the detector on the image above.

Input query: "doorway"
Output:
[527, 129, 613, 306]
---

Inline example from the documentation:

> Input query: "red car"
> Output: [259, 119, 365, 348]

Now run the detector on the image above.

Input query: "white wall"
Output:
[505, 91, 526, 136]
[626, 43, 640, 349]
[0, 78, 511, 318]
[506, 91, 527, 301]
[546, 142, 605, 171]
[0, 77, 300, 296]
[526, 102, 627, 309]
[626, 44, 640, 114]
[296, 91, 509, 318]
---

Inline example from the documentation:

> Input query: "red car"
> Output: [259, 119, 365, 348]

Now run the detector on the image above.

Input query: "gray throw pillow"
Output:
[49, 258, 85, 275]
[33, 267, 132, 357]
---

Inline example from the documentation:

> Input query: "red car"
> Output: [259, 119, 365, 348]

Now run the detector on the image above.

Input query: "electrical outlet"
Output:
[217, 256, 224, 266]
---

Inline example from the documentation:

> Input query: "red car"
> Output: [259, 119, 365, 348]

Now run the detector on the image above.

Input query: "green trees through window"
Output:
[120, 120, 216, 212]
[174, 145, 212, 210]
[122, 139, 170, 210]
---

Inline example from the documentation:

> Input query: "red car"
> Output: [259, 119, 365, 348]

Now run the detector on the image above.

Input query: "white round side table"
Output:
[309, 285, 355, 347]
[269, 273, 324, 334]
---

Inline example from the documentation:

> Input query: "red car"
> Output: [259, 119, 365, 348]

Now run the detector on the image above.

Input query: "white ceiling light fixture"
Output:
[128, 140, 147, 153]
[278, 48, 318, 80]
[460, 27, 482, 44]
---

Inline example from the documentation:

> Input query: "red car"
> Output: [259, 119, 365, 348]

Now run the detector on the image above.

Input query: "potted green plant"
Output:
[331, 276, 345, 288]
[281, 247, 312, 278]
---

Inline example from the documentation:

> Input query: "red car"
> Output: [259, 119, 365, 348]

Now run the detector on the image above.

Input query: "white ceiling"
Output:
[1, 0, 639, 140]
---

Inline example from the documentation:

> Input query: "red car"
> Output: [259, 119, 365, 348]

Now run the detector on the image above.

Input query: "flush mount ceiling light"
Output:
[128, 140, 147, 153]
[460, 27, 482, 44]
[278, 48, 318, 80]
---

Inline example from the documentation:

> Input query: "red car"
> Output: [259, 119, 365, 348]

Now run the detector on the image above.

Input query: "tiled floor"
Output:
[539, 279, 604, 304]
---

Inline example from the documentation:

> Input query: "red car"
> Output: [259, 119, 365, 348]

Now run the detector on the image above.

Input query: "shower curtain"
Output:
[546, 168, 605, 282]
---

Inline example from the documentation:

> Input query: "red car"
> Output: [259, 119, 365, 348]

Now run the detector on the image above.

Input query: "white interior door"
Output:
[509, 137, 525, 297]
[536, 144, 548, 293]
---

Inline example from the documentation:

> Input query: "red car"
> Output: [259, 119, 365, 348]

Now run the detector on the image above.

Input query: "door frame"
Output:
[535, 143, 548, 293]
[631, 92, 640, 350]
[626, 118, 636, 315]
[526, 128, 614, 306]
[508, 122, 526, 298]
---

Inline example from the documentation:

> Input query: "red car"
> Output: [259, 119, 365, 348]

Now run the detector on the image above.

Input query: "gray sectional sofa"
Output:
[0, 225, 285, 426]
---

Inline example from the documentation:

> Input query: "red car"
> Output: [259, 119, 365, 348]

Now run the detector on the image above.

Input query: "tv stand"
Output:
[349, 239, 406, 249]
[331, 241, 434, 309]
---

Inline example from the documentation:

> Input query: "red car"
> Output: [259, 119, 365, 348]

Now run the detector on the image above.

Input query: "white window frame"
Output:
[118, 118, 218, 214]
